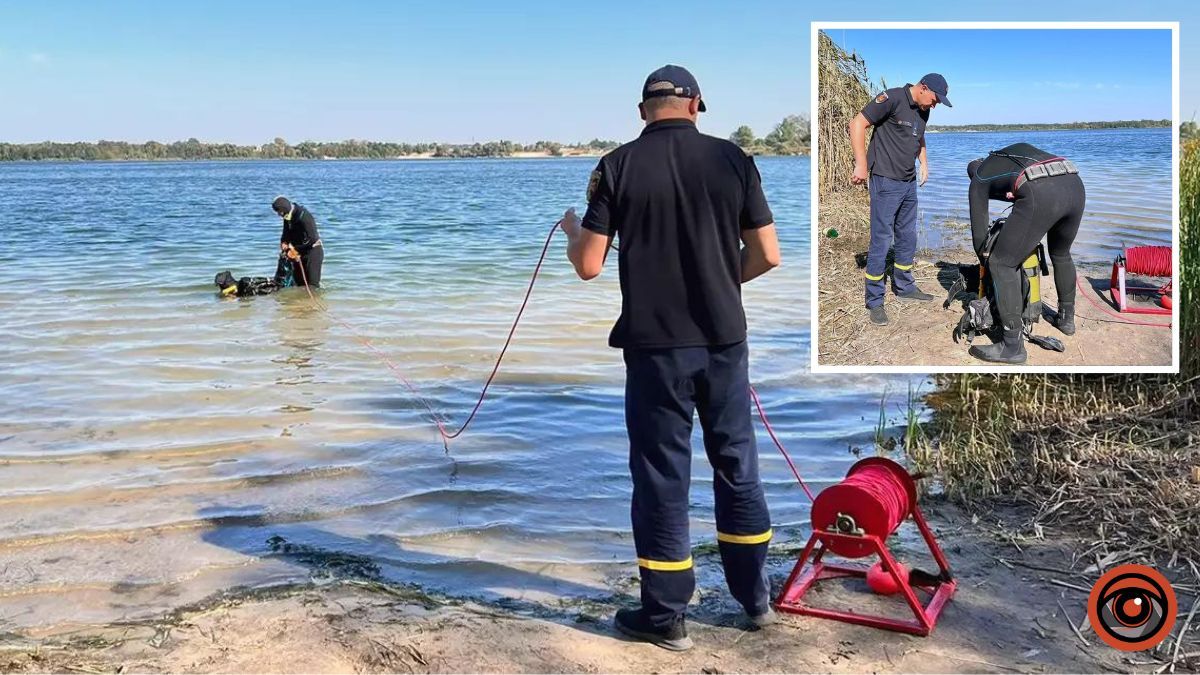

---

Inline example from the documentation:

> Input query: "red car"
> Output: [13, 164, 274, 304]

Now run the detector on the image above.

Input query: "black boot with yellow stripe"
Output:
[614, 607, 693, 651]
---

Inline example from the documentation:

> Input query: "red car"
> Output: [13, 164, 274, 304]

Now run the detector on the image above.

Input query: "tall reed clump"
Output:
[1181, 138, 1199, 374]
[910, 140, 1200, 564]
[817, 30, 877, 198]
[815, 31, 885, 238]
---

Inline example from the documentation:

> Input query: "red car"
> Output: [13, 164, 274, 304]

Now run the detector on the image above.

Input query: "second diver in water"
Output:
[272, 196, 324, 288]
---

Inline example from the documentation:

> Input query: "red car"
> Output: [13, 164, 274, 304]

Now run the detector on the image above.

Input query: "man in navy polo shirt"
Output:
[558, 65, 781, 651]
[849, 73, 951, 325]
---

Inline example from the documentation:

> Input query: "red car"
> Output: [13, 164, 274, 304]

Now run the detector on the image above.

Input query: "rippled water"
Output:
[0, 157, 912, 633]
[918, 128, 1172, 260]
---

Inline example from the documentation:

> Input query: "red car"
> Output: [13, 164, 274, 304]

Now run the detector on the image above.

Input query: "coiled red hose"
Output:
[1123, 245, 1172, 277]
[809, 459, 914, 558]
[839, 464, 911, 536]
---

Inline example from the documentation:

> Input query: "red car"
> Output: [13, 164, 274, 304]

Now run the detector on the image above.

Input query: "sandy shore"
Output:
[389, 151, 606, 160]
[1, 504, 1152, 674]
[510, 151, 604, 159]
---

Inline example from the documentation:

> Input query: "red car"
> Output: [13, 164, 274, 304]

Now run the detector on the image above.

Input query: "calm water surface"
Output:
[0, 157, 913, 632]
[918, 128, 1172, 259]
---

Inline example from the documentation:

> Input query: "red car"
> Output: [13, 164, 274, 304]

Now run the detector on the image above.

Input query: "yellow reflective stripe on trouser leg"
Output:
[864, 271, 885, 281]
[637, 556, 694, 572]
[716, 529, 773, 545]
[893, 262, 914, 271]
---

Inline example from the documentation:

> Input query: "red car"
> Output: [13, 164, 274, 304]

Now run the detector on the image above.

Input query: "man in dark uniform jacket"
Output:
[272, 196, 323, 287]
[849, 74, 950, 325]
[558, 65, 781, 651]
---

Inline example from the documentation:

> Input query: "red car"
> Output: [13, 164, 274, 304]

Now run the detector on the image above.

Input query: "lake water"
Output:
[0, 157, 913, 634]
[917, 128, 1172, 260]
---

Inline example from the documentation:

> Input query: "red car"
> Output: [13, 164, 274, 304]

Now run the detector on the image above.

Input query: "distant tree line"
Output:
[927, 119, 1171, 132]
[0, 118, 812, 162]
[728, 115, 810, 155]
[0, 137, 622, 162]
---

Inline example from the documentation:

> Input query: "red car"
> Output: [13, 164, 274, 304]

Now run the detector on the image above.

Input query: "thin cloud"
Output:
[1034, 81, 1082, 90]
[29, 53, 48, 64]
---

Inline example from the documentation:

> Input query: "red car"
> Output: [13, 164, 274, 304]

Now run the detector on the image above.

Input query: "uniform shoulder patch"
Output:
[875, 91, 889, 104]
[586, 169, 602, 203]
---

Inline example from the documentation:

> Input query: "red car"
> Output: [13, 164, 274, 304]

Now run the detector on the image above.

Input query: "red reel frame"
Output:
[1110, 257, 1171, 316]
[774, 459, 957, 636]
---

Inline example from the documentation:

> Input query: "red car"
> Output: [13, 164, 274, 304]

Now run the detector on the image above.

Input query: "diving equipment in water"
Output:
[215, 254, 292, 297]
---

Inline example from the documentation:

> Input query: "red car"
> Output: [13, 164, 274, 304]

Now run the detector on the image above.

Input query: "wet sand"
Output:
[0, 504, 1136, 674]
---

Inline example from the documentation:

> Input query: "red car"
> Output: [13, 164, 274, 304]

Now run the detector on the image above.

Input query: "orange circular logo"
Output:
[1087, 564, 1176, 651]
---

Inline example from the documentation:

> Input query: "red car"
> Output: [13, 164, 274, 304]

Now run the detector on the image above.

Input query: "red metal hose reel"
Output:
[1110, 246, 1172, 316]
[774, 458, 957, 636]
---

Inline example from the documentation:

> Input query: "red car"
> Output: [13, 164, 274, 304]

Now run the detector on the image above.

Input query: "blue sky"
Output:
[0, 0, 1193, 144]
[830, 28, 1172, 125]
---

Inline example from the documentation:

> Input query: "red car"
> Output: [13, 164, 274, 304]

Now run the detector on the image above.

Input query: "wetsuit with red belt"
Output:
[967, 142, 1085, 362]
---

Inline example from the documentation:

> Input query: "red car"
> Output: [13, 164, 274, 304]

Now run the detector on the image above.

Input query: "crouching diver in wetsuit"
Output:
[966, 143, 1085, 363]
[272, 196, 324, 288]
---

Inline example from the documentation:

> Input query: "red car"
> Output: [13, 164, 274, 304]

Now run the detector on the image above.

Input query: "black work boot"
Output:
[969, 328, 1028, 364]
[614, 607, 693, 651]
[1052, 303, 1076, 336]
[895, 287, 935, 302]
[746, 607, 778, 629]
[869, 305, 889, 326]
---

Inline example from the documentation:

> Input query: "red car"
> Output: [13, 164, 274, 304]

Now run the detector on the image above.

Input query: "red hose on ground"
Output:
[1076, 276, 1172, 329]
[289, 220, 818, 503]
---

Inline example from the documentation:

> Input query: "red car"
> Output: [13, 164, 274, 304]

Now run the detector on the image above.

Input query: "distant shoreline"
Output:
[0, 149, 809, 163]
[0, 119, 810, 162]
[927, 120, 1170, 133]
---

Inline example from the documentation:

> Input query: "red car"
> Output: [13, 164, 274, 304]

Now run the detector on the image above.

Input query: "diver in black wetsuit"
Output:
[966, 143, 1085, 363]
[272, 196, 324, 287]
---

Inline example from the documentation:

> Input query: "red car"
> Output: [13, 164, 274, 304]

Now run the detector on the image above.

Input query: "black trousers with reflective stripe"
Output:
[624, 341, 772, 629]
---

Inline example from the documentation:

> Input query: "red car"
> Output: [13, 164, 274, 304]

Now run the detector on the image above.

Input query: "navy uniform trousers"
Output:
[623, 340, 772, 629]
[865, 174, 918, 308]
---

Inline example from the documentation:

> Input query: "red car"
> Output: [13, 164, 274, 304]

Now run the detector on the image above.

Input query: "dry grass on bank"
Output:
[913, 375, 1200, 565]
[908, 373, 1200, 670]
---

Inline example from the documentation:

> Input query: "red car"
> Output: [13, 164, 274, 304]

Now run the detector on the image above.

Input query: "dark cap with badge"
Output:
[919, 73, 952, 107]
[642, 64, 707, 112]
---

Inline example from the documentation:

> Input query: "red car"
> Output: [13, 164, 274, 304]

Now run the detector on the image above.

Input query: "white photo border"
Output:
[808, 21, 1181, 375]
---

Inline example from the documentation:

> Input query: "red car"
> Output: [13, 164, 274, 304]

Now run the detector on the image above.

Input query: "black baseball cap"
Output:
[919, 73, 952, 107]
[642, 64, 707, 112]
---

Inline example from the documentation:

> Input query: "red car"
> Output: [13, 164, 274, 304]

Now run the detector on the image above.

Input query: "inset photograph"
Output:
[812, 24, 1177, 371]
